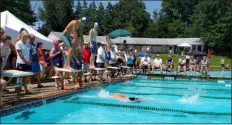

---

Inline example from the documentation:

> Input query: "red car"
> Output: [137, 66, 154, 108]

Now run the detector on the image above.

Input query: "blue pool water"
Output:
[152, 70, 231, 77]
[1, 77, 231, 123]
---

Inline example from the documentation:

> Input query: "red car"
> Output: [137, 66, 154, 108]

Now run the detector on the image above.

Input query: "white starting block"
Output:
[1, 70, 34, 105]
[107, 67, 121, 70]
[93, 68, 105, 71]
[121, 66, 131, 69]
[54, 67, 81, 73]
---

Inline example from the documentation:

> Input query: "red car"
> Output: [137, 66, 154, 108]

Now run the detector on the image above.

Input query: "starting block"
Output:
[54, 67, 81, 73]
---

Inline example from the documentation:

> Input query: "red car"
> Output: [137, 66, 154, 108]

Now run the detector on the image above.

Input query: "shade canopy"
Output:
[1, 10, 53, 49]
[177, 43, 192, 47]
[109, 29, 132, 38]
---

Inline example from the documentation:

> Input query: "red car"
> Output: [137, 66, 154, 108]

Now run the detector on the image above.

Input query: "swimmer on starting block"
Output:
[61, 17, 87, 70]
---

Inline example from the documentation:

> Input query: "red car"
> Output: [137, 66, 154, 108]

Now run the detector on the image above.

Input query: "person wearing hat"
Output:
[0, 35, 11, 69]
[0, 28, 5, 43]
[89, 22, 99, 68]
[96, 41, 106, 81]
[166, 55, 174, 73]
[177, 54, 186, 75]
[49, 40, 64, 88]
[15, 30, 33, 94]
[61, 17, 87, 70]
[152, 54, 163, 73]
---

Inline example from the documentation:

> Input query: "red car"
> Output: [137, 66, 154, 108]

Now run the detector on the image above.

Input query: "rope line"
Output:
[112, 91, 232, 100]
[115, 84, 231, 92]
[63, 100, 232, 116]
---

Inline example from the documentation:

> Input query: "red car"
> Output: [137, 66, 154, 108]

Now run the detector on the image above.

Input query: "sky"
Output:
[30, 0, 162, 29]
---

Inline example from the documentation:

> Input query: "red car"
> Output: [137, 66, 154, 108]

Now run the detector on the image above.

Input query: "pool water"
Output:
[1, 77, 231, 123]
[151, 70, 231, 77]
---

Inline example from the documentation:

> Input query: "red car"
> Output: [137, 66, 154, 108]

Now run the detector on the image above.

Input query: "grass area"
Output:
[148, 54, 231, 68]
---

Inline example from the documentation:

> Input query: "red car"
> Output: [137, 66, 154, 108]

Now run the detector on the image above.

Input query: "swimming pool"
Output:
[1, 76, 231, 123]
[151, 70, 231, 77]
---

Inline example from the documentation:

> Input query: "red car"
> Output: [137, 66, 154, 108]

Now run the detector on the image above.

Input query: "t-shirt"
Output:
[141, 57, 151, 65]
[207, 49, 211, 58]
[109, 50, 116, 64]
[30, 43, 39, 62]
[126, 54, 134, 65]
[96, 46, 105, 63]
[15, 40, 30, 64]
[82, 47, 91, 64]
[221, 59, 225, 64]
[154, 58, 162, 66]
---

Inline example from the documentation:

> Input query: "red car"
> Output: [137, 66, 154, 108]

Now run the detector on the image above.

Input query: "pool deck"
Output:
[1, 75, 136, 109]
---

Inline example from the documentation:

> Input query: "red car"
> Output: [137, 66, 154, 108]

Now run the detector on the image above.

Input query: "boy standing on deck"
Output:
[89, 22, 99, 69]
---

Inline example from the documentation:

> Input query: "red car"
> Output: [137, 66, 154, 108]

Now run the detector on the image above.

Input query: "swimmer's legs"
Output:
[63, 48, 72, 70]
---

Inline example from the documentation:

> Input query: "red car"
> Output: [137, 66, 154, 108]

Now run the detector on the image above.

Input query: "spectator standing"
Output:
[15, 30, 32, 94]
[0, 35, 11, 69]
[37, 42, 47, 79]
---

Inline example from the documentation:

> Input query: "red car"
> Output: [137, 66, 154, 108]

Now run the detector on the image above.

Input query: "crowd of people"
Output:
[0, 17, 229, 95]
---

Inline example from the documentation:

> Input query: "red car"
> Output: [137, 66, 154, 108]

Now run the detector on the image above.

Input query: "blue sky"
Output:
[30, 0, 162, 29]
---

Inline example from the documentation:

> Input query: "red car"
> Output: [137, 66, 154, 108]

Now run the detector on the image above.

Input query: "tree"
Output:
[152, 9, 159, 22]
[192, 0, 232, 52]
[96, 2, 105, 35]
[0, 0, 36, 25]
[39, 0, 74, 32]
[74, 0, 82, 18]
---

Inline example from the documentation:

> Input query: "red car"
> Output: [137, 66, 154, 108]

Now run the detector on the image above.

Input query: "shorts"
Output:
[31, 62, 41, 73]
[52, 61, 63, 68]
[61, 33, 72, 48]
[96, 63, 104, 68]
[83, 63, 89, 72]
[91, 41, 97, 54]
[16, 63, 32, 71]
[179, 64, 185, 67]
[70, 57, 82, 70]
[127, 64, 134, 67]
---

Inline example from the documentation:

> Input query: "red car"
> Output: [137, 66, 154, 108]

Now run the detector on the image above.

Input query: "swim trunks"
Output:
[91, 40, 97, 54]
[61, 33, 72, 48]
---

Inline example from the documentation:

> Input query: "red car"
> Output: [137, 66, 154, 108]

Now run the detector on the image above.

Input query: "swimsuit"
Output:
[91, 40, 97, 54]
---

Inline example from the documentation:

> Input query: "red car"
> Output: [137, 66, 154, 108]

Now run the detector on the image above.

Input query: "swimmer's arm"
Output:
[80, 28, 84, 43]
[48, 48, 58, 60]
[73, 21, 78, 40]
[89, 29, 93, 46]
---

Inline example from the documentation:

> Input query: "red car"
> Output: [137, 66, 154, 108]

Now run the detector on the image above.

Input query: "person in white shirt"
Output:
[152, 54, 163, 73]
[109, 46, 117, 67]
[96, 41, 106, 81]
[15, 30, 32, 95]
[139, 53, 151, 72]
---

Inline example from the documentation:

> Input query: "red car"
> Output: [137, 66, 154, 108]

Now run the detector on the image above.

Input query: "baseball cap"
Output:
[53, 40, 59, 47]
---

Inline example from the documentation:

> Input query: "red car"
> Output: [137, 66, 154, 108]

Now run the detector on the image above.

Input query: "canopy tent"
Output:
[1, 10, 53, 50]
[177, 43, 192, 47]
[109, 29, 132, 38]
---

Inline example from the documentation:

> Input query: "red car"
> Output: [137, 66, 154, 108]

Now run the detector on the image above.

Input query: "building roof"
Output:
[47, 31, 203, 46]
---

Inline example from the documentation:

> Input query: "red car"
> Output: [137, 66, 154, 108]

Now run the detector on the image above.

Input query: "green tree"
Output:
[0, 0, 36, 25]
[74, 0, 82, 18]
[192, 0, 232, 51]
[39, 0, 74, 32]
[96, 2, 105, 35]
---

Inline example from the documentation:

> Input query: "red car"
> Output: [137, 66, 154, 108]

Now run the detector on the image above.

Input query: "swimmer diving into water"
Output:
[61, 17, 87, 70]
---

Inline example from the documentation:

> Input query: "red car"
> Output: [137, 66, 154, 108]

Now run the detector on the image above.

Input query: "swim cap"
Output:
[94, 22, 99, 28]
[53, 40, 59, 47]
[81, 17, 87, 24]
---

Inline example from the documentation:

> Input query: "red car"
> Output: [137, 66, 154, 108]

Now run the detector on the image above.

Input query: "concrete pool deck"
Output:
[1, 75, 136, 109]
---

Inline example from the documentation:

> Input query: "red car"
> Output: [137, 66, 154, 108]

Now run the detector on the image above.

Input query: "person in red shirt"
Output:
[82, 41, 91, 82]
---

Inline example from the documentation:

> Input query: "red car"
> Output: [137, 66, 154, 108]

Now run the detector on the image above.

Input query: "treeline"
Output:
[1, 0, 231, 52]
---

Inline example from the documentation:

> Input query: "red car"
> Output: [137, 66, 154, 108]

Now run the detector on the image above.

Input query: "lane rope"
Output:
[63, 100, 232, 116]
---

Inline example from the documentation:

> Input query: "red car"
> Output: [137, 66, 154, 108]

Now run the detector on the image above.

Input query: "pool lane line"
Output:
[132, 80, 231, 86]
[111, 91, 232, 100]
[114, 84, 231, 92]
[63, 100, 232, 116]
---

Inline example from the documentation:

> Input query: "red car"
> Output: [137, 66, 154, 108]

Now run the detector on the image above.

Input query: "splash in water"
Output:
[97, 89, 112, 98]
[178, 93, 200, 104]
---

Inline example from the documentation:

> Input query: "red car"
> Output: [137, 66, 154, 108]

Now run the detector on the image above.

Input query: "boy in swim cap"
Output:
[61, 17, 87, 70]
[89, 22, 99, 68]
